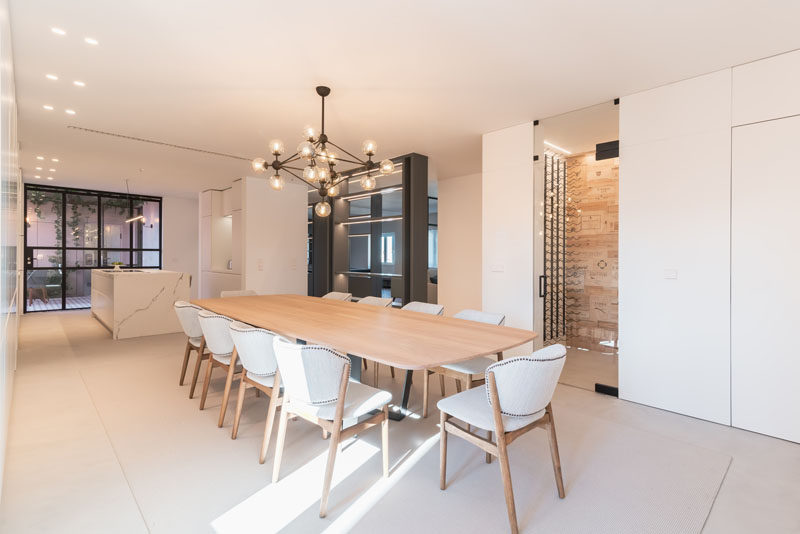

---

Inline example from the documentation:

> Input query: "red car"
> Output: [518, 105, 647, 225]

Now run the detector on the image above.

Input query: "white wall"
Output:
[241, 176, 307, 295]
[618, 70, 732, 425]
[0, 0, 18, 499]
[438, 172, 481, 317]
[482, 123, 534, 355]
[162, 196, 199, 299]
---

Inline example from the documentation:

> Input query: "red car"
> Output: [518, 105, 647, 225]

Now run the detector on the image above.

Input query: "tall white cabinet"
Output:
[730, 50, 800, 443]
[619, 48, 800, 441]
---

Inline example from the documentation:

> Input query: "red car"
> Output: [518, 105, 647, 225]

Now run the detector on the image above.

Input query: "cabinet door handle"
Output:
[539, 275, 547, 297]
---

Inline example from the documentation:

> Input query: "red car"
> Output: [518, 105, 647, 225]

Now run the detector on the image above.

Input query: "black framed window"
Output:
[24, 183, 162, 312]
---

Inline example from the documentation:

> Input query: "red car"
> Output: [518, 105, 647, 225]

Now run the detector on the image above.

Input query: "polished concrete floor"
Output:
[560, 346, 618, 391]
[1, 311, 799, 533]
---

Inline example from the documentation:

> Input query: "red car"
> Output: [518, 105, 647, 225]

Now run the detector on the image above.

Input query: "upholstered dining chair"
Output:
[423, 309, 506, 418]
[173, 301, 209, 398]
[220, 289, 257, 297]
[228, 321, 283, 463]
[357, 296, 393, 383]
[357, 295, 393, 307]
[321, 291, 352, 301]
[401, 301, 444, 315]
[197, 310, 241, 428]
[271, 338, 391, 518]
[438, 345, 567, 534]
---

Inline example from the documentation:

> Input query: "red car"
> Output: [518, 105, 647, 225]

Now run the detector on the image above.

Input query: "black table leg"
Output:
[388, 369, 413, 421]
[348, 355, 362, 382]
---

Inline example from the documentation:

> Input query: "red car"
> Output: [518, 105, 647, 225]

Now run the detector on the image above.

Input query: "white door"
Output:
[731, 114, 800, 443]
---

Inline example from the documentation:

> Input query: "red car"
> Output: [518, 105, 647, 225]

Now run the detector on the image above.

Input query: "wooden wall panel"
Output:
[565, 153, 618, 351]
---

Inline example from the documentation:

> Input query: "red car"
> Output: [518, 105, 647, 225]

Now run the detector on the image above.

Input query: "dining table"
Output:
[191, 294, 537, 420]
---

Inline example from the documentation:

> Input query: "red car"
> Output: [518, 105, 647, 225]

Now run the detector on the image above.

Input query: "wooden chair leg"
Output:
[260, 373, 281, 464]
[497, 431, 519, 534]
[546, 404, 566, 498]
[455, 379, 462, 393]
[422, 370, 430, 418]
[439, 374, 445, 396]
[381, 405, 389, 477]
[271, 402, 291, 482]
[373, 362, 379, 386]
[231, 379, 247, 439]
[255, 389, 261, 398]
[486, 430, 493, 464]
[390, 366, 395, 379]
[319, 424, 342, 518]
[464, 377, 471, 432]
[199, 357, 215, 410]
[189, 342, 206, 399]
[217, 351, 239, 428]
[180, 340, 192, 385]
[439, 410, 448, 490]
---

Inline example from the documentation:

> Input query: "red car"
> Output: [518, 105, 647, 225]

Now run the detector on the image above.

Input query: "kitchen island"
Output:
[91, 269, 191, 339]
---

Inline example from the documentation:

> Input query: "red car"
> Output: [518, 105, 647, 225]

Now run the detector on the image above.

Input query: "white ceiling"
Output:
[9, 0, 800, 197]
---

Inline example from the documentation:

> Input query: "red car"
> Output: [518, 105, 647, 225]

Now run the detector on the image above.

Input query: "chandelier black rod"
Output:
[281, 167, 317, 189]
[330, 156, 364, 166]
[327, 140, 368, 166]
[280, 153, 301, 166]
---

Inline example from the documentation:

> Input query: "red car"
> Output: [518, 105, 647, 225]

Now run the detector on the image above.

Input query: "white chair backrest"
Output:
[174, 301, 203, 338]
[454, 309, 506, 326]
[358, 296, 392, 307]
[197, 310, 235, 355]
[486, 344, 566, 417]
[272, 338, 350, 405]
[402, 301, 444, 315]
[220, 289, 257, 298]
[229, 321, 278, 376]
[322, 291, 352, 301]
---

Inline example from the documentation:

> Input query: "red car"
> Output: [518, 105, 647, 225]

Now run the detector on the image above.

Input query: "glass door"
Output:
[24, 189, 63, 311]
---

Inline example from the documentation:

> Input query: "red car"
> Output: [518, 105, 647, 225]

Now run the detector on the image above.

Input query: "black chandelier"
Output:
[250, 86, 395, 217]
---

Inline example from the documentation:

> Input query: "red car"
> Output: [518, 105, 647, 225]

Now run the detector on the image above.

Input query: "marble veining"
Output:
[91, 270, 190, 340]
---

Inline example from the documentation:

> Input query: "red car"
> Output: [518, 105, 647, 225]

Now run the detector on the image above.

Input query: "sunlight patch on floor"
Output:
[322, 432, 441, 533]
[210, 438, 379, 534]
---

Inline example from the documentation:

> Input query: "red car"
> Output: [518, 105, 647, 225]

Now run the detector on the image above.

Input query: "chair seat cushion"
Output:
[291, 380, 392, 421]
[189, 336, 203, 348]
[247, 371, 276, 388]
[442, 356, 496, 376]
[437, 387, 545, 432]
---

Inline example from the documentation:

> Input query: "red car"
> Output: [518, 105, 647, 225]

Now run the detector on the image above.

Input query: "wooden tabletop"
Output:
[191, 294, 536, 370]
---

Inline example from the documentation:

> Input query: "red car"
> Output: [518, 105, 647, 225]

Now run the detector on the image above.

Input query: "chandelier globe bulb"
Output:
[251, 157, 266, 173]
[269, 174, 284, 191]
[315, 201, 331, 217]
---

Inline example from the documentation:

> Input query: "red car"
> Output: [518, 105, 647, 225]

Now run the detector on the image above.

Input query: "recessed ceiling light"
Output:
[65, 109, 76, 115]
[46, 176, 54, 181]
[34, 175, 41, 179]
[45, 74, 58, 81]
[35, 167, 42, 170]
[84, 37, 98, 45]
[36, 156, 44, 160]
[51, 27, 66, 36]
[42, 105, 54, 110]
[49, 168, 56, 172]
[73, 80, 85, 87]
[51, 158, 59, 162]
